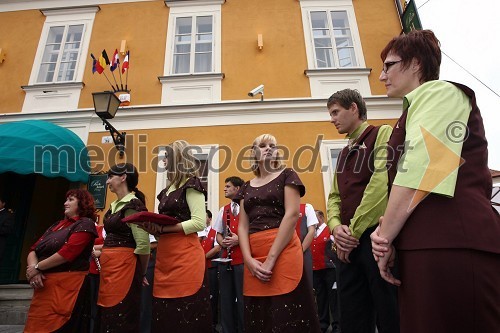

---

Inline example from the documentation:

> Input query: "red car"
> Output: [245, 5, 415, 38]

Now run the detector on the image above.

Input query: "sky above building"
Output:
[411, 0, 500, 169]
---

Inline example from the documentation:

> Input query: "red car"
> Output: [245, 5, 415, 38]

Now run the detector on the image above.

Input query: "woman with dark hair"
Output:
[371, 29, 500, 332]
[235, 134, 320, 332]
[140, 140, 211, 333]
[97, 163, 150, 332]
[24, 189, 98, 333]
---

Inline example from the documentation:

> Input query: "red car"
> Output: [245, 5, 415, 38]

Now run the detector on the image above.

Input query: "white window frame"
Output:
[319, 139, 347, 206]
[28, 7, 98, 85]
[172, 15, 215, 74]
[300, 0, 366, 70]
[164, 2, 222, 76]
[154, 144, 220, 214]
[160, 1, 223, 105]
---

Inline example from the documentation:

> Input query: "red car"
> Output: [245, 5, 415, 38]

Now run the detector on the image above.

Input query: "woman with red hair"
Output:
[25, 189, 98, 332]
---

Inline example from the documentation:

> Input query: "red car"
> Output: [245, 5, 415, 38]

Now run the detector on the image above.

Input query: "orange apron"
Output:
[98, 247, 136, 307]
[24, 271, 87, 333]
[153, 232, 205, 298]
[244, 228, 303, 297]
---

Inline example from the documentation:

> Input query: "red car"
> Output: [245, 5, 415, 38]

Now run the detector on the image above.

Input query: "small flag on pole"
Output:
[110, 49, 120, 72]
[90, 53, 97, 74]
[122, 51, 129, 74]
[91, 53, 104, 74]
[102, 49, 110, 65]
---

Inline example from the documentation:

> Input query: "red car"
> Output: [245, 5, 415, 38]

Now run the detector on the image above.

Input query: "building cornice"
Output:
[0, 96, 403, 133]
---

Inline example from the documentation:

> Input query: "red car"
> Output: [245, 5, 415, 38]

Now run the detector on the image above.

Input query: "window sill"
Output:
[158, 73, 224, 105]
[303, 68, 372, 97]
[21, 82, 84, 113]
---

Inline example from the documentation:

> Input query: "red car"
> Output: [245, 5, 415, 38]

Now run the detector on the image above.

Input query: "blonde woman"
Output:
[235, 134, 320, 332]
[141, 140, 211, 333]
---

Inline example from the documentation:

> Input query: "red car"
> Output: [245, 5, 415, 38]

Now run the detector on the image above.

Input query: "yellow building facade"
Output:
[0, 0, 404, 281]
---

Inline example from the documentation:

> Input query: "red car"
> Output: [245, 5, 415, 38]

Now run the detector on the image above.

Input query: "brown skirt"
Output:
[151, 270, 212, 333]
[97, 247, 142, 333]
[244, 229, 320, 333]
[398, 248, 500, 333]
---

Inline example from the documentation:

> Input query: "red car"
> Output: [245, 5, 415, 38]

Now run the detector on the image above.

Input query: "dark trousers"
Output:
[335, 226, 399, 333]
[89, 273, 100, 333]
[313, 268, 340, 333]
[141, 250, 156, 333]
[304, 248, 313, 289]
[219, 263, 244, 333]
[208, 266, 219, 333]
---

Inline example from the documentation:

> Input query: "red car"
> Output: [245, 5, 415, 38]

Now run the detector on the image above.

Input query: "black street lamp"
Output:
[92, 91, 126, 157]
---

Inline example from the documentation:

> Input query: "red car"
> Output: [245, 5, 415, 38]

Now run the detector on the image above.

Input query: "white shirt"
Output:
[213, 202, 239, 234]
[197, 226, 219, 245]
[304, 203, 319, 227]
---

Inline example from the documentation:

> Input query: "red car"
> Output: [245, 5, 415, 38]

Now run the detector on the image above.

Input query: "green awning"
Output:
[0, 120, 90, 183]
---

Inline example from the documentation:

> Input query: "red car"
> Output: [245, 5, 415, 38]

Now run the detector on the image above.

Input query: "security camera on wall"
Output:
[248, 84, 264, 101]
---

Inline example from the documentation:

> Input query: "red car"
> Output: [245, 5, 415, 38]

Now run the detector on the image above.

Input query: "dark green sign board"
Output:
[402, 0, 423, 33]
[88, 174, 108, 209]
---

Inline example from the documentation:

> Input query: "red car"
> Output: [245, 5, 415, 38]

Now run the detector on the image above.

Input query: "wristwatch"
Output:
[35, 263, 43, 272]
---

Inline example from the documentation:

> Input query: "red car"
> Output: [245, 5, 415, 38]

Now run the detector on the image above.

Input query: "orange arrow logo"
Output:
[409, 126, 465, 210]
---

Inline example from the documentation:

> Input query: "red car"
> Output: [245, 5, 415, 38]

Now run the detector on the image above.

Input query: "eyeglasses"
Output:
[382, 60, 402, 74]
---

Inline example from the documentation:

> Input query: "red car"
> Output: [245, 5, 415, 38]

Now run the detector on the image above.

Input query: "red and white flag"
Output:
[121, 51, 129, 74]
[110, 49, 120, 72]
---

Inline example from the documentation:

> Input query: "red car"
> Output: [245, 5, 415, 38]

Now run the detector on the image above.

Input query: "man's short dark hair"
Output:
[327, 89, 367, 121]
[206, 210, 212, 219]
[225, 176, 244, 187]
[315, 210, 325, 219]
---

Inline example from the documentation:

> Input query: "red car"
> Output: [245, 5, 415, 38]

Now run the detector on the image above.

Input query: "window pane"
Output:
[312, 29, 330, 38]
[335, 37, 353, 48]
[176, 35, 191, 43]
[175, 44, 191, 53]
[57, 62, 76, 81]
[172, 15, 214, 74]
[37, 26, 64, 82]
[310, 11, 328, 29]
[331, 11, 349, 28]
[314, 37, 332, 48]
[38, 63, 56, 82]
[330, 148, 342, 171]
[176, 17, 192, 34]
[41, 44, 60, 63]
[333, 27, 352, 38]
[66, 25, 83, 43]
[195, 53, 212, 72]
[194, 153, 209, 205]
[197, 33, 213, 42]
[196, 16, 212, 34]
[173, 54, 190, 74]
[195, 42, 212, 52]
[315, 48, 333, 68]
[337, 48, 357, 67]
[46, 26, 64, 44]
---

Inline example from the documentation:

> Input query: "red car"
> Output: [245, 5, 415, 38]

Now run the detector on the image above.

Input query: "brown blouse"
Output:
[157, 177, 207, 221]
[234, 168, 305, 234]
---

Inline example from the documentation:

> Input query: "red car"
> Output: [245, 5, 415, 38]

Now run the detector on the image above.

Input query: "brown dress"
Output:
[235, 168, 321, 333]
[98, 199, 147, 333]
[152, 177, 212, 333]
